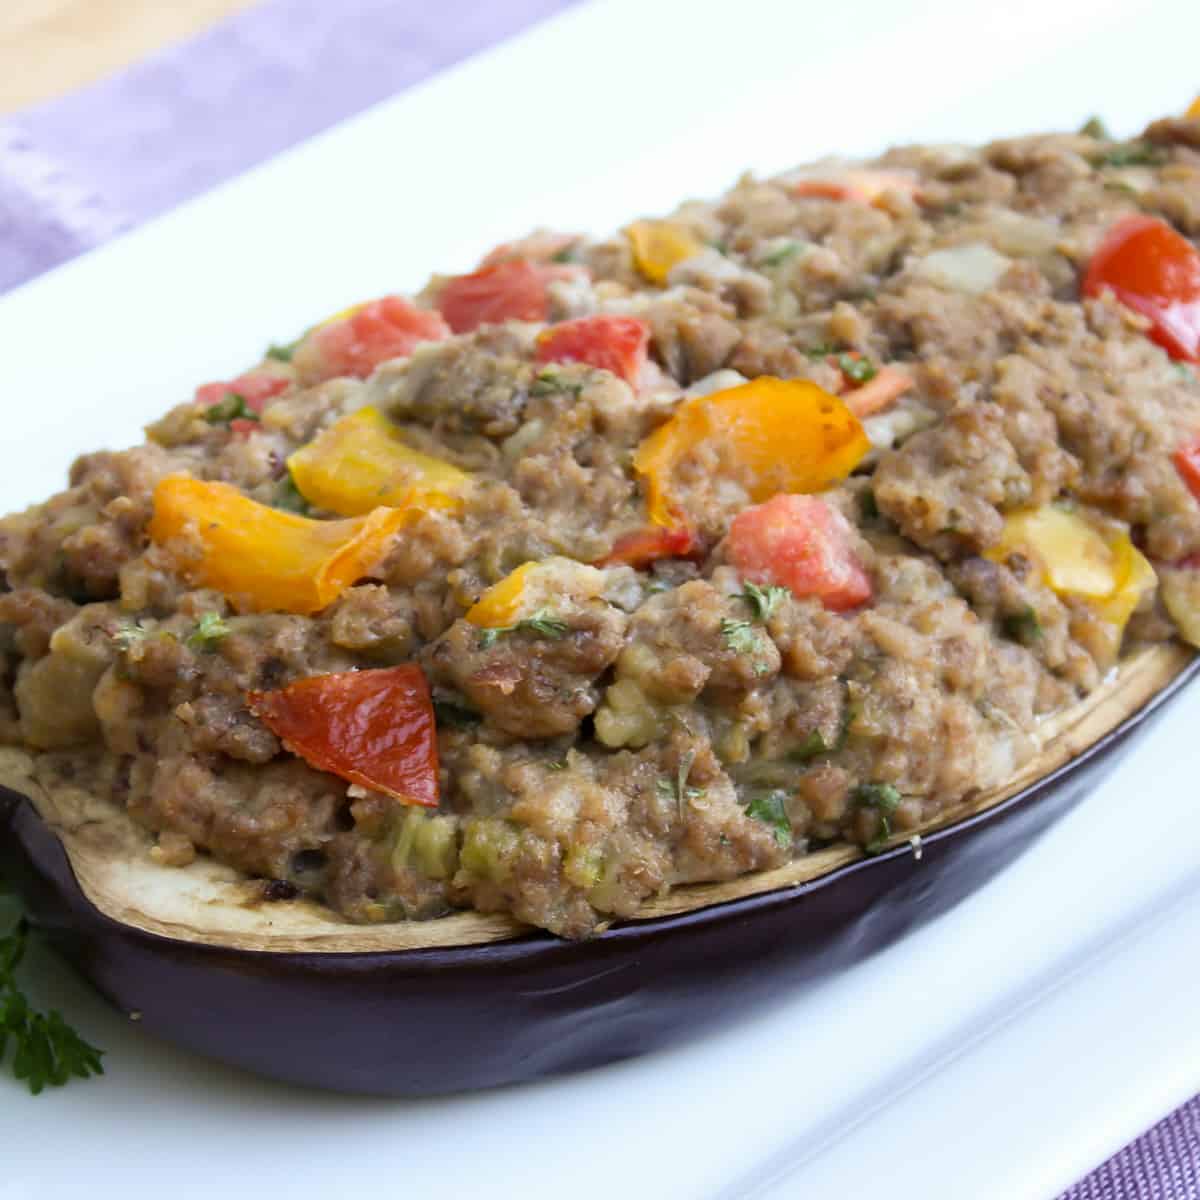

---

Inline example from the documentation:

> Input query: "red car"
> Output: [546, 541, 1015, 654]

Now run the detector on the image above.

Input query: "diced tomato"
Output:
[229, 418, 259, 437]
[1082, 215, 1200, 363]
[535, 315, 650, 385]
[1174, 435, 1200, 501]
[247, 665, 439, 807]
[309, 296, 450, 381]
[726, 494, 871, 612]
[436, 260, 577, 333]
[195, 370, 290, 413]
[596, 524, 697, 569]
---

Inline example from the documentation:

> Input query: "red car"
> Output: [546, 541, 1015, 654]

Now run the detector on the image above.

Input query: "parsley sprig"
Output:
[477, 609, 570, 649]
[0, 910, 103, 1095]
[203, 392, 259, 426]
[743, 789, 793, 848]
[736, 581, 789, 622]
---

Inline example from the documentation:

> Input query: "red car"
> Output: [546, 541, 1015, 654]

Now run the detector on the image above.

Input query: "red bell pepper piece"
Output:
[247, 664, 439, 807]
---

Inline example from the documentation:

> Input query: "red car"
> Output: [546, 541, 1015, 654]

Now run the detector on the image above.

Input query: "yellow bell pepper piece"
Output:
[148, 476, 410, 614]
[626, 220, 705, 285]
[1187, 94, 1200, 120]
[987, 505, 1156, 637]
[465, 562, 541, 628]
[314, 302, 366, 329]
[632, 377, 870, 528]
[288, 407, 470, 517]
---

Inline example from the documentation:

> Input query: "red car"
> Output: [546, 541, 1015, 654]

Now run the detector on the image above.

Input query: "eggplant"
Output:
[0, 642, 1194, 1097]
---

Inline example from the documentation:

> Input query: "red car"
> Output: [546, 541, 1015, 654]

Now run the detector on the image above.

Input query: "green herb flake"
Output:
[657, 749, 705, 820]
[1092, 141, 1167, 168]
[852, 782, 903, 853]
[790, 728, 829, 762]
[265, 339, 300, 363]
[477, 608, 570, 649]
[0, 913, 104, 1094]
[720, 617, 760, 655]
[186, 612, 231, 652]
[530, 368, 585, 398]
[274, 470, 312, 515]
[837, 353, 877, 385]
[550, 245, 579, 264]
[1001, 605, 1043, 645]
[1079, 115, 1111, 140]
[546, 759, 569, 771]
[432, 699, 482, 729]
[737, 581, 789, 622]
[803, 341, 839, 359]
[743, 789, 792, 848]
[203, 392, 260, 426]
[760, 240, 806, 267]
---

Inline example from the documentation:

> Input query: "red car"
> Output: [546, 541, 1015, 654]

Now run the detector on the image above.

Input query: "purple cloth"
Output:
[0, 0, 576, 292]
[0, 1, 1196, 1194]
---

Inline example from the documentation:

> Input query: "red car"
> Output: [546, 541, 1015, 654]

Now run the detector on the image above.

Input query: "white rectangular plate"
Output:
[2, 1, 1199, 1196]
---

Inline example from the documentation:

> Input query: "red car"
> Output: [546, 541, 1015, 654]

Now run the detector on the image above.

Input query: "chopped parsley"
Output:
[804, 341, 839, 359]
[759, 240, 806, 267]
[656, 749, 705, 820]
[432, 699, 482, 729]
[203, 392, 259, 426]
[720, 617, 761, 655]
[0, 909, 104, 1094]
[186, 612, 230, 652]
[1079, 115, 1111, 140]
[836, 353, 877, 385]
[736, 581, 789, 622]
[851, 782, 903, 853]
[546, 759, 569, 771]
[743, 789, 792, 848]
[1092, 141, 1167, 168]
[265, 340, 300, 363]
[550, 245, 580, 264]
[477, 609, 570, 649]
[530, 367, 584, 398]
[790, 728, 830, 762]
[274, 470, 312, 515]
[1002, 605, 1043, 645]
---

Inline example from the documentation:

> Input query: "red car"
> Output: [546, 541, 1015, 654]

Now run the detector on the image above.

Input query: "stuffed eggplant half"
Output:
[2, 108, 1200, 1093]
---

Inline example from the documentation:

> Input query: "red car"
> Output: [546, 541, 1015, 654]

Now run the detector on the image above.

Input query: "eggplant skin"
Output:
[0, 652, 1195, 1097]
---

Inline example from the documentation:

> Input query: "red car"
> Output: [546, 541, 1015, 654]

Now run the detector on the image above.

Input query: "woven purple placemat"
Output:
[0, 1, 1196, 1194]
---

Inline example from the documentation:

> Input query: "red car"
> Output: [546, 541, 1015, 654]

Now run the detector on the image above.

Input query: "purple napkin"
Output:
[0, 1, 1197, 1194]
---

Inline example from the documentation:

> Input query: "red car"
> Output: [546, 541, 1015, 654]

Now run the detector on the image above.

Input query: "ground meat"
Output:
[5, 117, 1200, 938]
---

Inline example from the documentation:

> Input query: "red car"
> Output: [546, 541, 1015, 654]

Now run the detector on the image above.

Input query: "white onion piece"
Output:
[914, 242, 1013, 294]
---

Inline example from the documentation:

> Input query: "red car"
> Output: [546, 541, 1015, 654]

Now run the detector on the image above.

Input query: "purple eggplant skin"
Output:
[0, 658, 1195, 1097]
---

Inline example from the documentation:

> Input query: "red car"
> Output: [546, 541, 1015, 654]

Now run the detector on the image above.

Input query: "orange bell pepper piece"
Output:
[1187, 95, 1200, 120]
[148, 476, 410, 614]
[632, 377, 870, 528]
[287, 407, 470, 517]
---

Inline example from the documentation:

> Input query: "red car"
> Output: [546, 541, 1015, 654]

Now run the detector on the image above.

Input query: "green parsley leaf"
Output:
[0, 913, 103, 1095]
[186, 612, 230, 652]
[274, 470, 312, 515]
[720, 617, 760, 655]
[1079, 115, 1111, 140]
[1092, 141, 1167, 168]
[737, 581, 789, 622]
[203, 392, 260, 426]
[1001, 605, 1043, 645]
[530, 368, 585, 398]
[804, 341, 839, 359]
[743, 789, 792, 848]
[837, 353, 877, 385]
[759, 240, 806, 267]
[432, 699, 482, 729]
[477, 608, 570, 649]
[265, 340, 300, 363]
[790, 728, 829, 762]
[851, 782, 903, 853]
[657, 749, 705, 820]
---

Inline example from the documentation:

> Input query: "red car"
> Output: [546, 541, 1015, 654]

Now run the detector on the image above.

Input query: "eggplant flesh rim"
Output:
[0, 642, 1193, 955]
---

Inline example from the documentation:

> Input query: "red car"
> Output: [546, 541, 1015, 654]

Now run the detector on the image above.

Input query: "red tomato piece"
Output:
[726, 494, 871, 612]
[596, 524, 697, 568]
[1174, 435, 1200, 501]
[535, 315, 650, 385]
[247, 664, 439, 807]
[229, 418, 259, 437]
[311, 297, 450, 381]
[195, 371, 290, 413]
[436, 261, 575, 333]
[1083, 215, 1200, 363]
